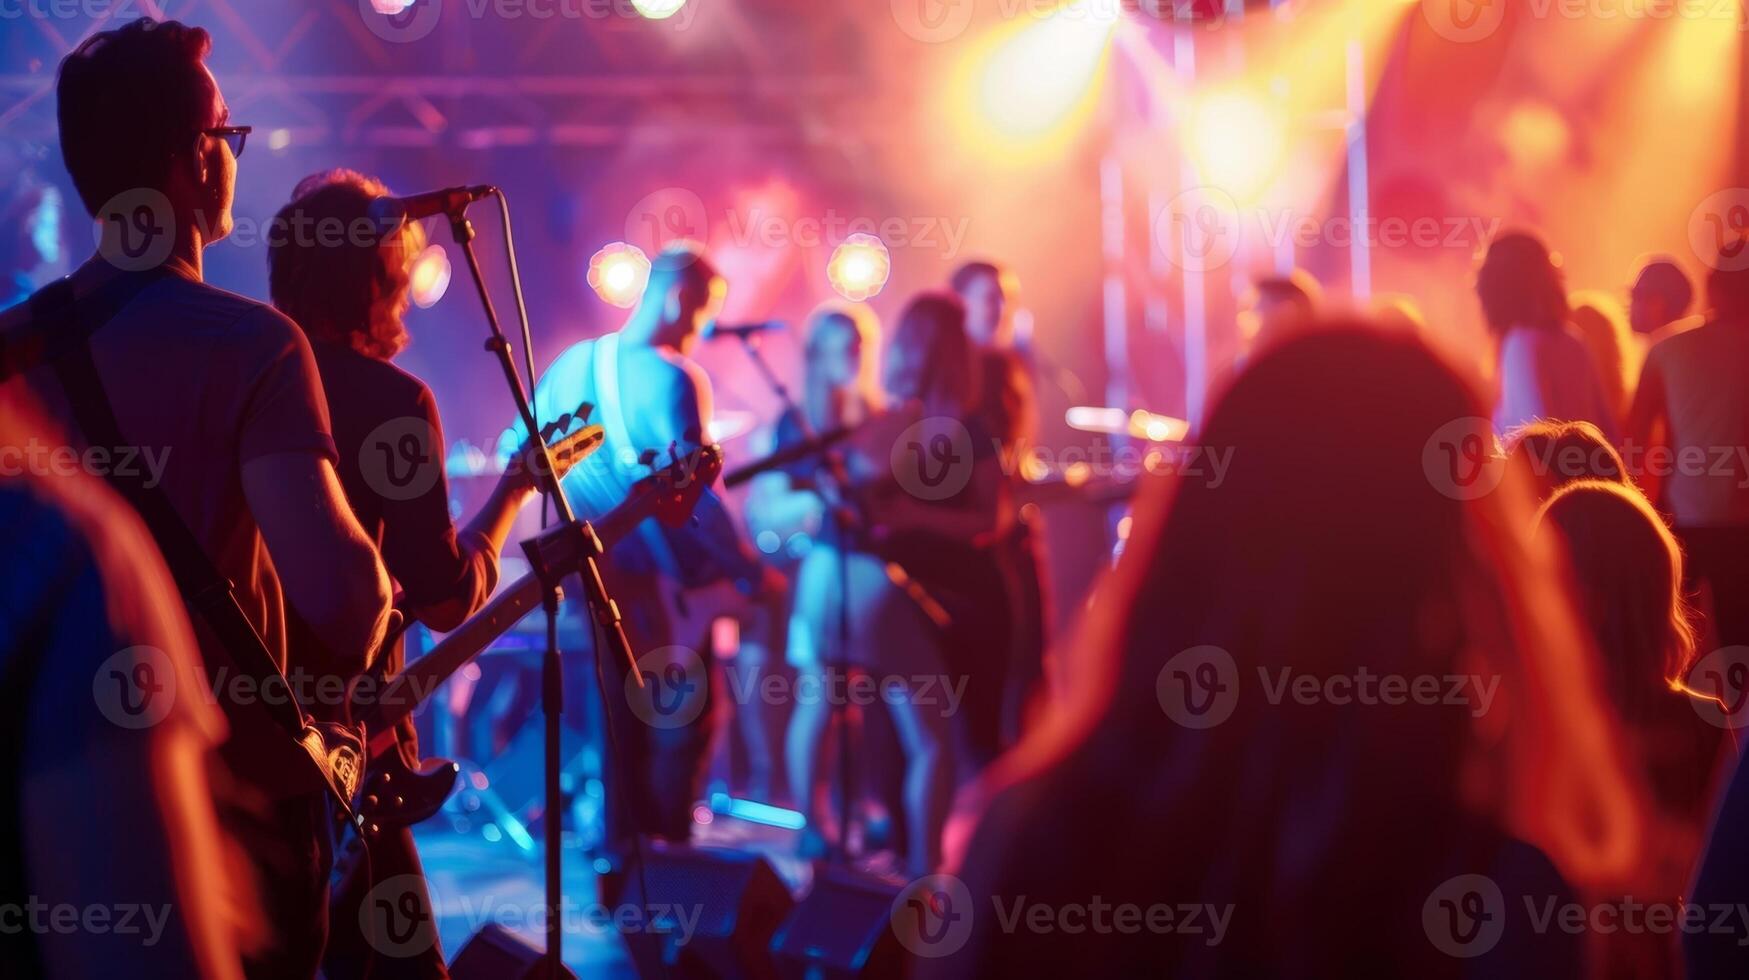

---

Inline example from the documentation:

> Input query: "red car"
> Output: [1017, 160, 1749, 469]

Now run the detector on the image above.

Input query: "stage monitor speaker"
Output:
[448, 923, 577, 979]
[769, 867, 906, 980]
[607, 840, 795, 980]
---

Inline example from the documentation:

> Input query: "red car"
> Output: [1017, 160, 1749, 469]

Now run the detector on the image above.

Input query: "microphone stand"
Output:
[448, 203, 637, 978]
[733, 333, 859, 865]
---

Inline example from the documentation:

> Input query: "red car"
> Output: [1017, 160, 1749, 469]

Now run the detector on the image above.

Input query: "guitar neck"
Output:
[359, 499, 646, 752]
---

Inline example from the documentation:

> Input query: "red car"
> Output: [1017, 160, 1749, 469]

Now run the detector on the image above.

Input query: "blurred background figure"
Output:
[1627, 261, 1749, 653]
[951, 260, 1052, 743]
[749, 304, 951, 875]
[0, 177, 66, 311]
[1478, 231, 1618, 441]
[874, 292, 1011, 783]
[1239, 268, 1322, 356]
[1627, 255, 1701, 358]
[1568, 291, 1636, 432]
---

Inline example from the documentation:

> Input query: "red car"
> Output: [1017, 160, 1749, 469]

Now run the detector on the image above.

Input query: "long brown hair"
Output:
[951, 325, 1645, 973]
[886, 291, 978, 417]
[268, 169, 423, 361]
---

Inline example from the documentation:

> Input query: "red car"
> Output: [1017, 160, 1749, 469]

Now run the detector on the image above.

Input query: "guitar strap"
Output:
[19, 276, 363, 816]
[592, 332, 684, 583]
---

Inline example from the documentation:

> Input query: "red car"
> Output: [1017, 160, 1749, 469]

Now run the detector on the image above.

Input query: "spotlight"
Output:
[827, 234, 891, 302]
[408, 244, 451, 308]
[972, 0, 1118, 145]
[631, 0, 687, 20]
[1185, 91, 1288, 202]
[588, 242, 651, 308]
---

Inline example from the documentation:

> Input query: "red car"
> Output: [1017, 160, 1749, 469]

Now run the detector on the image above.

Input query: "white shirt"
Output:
[1494, 324, 1619, 442]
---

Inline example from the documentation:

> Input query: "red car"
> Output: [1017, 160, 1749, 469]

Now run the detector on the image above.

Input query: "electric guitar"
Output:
[330, 445, 724, 884]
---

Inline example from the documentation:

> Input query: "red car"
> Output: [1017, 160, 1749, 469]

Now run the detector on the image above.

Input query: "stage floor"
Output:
[414, 804, 818, 974]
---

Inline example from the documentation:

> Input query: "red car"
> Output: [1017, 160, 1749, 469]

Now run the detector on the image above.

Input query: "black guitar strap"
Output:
[18, 276, 362, 812]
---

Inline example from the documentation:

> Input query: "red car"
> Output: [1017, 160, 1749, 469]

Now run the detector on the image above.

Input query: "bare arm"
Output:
[1625, 350, 1669, 505]
[243, 451, 391, 668]
[647, 357, 774, 588]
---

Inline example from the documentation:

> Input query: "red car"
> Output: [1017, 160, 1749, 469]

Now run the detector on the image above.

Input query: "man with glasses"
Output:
[0, 17, 392, 978]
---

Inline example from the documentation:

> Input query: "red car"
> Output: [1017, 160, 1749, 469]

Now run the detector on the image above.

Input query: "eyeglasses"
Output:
[200, 125, 252, 159]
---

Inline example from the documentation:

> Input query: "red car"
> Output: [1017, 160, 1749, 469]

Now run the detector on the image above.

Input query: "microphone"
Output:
[704, 320, 785, 341]
[367, 185, 497, 229]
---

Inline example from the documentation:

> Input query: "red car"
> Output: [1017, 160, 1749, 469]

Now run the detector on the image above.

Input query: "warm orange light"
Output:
[588, 242, 651, 308]
[827, 234, 891, 302]
[408, 244, 451, 309]
[949, 0, 1119, 162]
[1185, 91, 1289, 203]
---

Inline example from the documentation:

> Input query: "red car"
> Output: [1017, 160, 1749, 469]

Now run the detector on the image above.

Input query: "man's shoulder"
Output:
[157, 275, 304, 339]
[1648, 316, 1741, 367]
[314, 343, 431, 407]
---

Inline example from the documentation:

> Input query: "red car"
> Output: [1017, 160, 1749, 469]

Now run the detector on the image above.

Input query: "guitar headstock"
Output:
[639, 443, 725, 528]
[508, 400, 604, 485]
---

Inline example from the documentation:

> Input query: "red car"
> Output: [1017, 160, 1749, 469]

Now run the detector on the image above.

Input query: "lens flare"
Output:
[588, 242, 652, 308]
[1185, 91, 1288, 203]
[827, 234, 891, 302]
[631, 0, 687, 20]
[408, 244, 451, 309]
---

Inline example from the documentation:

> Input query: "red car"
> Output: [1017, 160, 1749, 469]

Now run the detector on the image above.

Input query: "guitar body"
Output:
[330, 446, 725, 895]
[331, 753, 461, 890]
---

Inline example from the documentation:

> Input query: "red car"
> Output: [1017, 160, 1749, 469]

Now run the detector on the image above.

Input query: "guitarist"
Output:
[267, 170, 542, 980]
[1, 20, 394, 979]
[507, 243, 780, 852]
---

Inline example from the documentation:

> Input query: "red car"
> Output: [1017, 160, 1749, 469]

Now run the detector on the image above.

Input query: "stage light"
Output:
[1066, 405, 1129, 434]
[588, 242, 651, 308]
[408, 243, 451, 309]
[631, 0, 687, 20]
[370, 0, 415, 12]
[827, 234, 891, 302]
[1500, 100, 1570, 173]
[1185, 91, 1288, 202]
[1130, 410, 1189, 443]
[970, 0, 1119, 147]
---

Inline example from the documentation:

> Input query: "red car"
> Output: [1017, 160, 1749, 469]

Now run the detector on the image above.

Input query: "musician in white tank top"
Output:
[499, 244, 775, 844]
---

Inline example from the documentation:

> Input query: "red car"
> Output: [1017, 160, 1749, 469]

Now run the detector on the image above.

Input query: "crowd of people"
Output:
[5, 13, 1749, 980]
